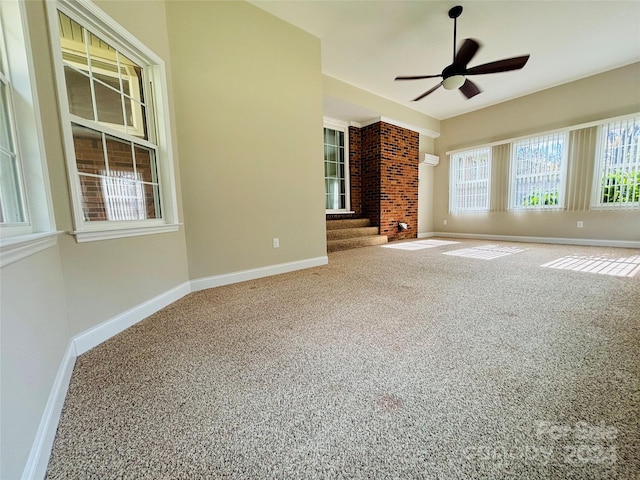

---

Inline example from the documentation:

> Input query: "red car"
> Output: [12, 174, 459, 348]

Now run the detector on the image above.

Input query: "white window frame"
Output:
[0, 0, 58, 267]
[508, 132, 568, 211]
[324, 117, 352, 214]
[449, 147, 492, 214]
[591, 114, 640, 210]
[46, 0, 179, 242]
[62, 56, 146, 138]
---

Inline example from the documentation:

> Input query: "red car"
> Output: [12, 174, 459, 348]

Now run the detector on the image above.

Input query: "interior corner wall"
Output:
[434, 62, 640, 242]
[348, 125, 363, 217]
[166, 0, 326, 280]
[360, 122, 382, 228]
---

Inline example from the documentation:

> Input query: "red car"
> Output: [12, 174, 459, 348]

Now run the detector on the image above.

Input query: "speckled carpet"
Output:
[46, 239, 640, 479]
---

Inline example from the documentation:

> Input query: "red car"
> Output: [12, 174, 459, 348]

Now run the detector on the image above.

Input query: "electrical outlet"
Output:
[577, 221, 584, 228]
[272, 237, 280, 248]
[443, 219, 448, 226]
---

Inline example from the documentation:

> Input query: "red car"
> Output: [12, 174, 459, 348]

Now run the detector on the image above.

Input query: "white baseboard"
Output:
[417, 232, 435, 239]
[73, 281, 191, 356]
[23, 255, 329, 479]
[21, 340, 76, 480]
[191, 256, 329, 292]
[431, 231, 640, 248]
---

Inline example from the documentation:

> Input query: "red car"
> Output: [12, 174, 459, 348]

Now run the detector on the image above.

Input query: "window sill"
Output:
[72, 223, 181, 243]
[0, 231, 61, 268]
[507, 207, 566, 213]
[325, 210, 355, 215]
[590, 204, 639, 211]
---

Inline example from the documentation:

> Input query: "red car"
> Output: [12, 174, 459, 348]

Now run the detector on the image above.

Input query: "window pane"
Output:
[94, 79, 124, 126]
[324, 128, 335, 145]
[72, 124, 105, 175]
[449, 147, 491, 213]
[511, 133, 566, 209]
[134, 145, 156, 183]
[0, 150, 24, 223]
[323, 127, 348, 210]
[325, 194, 333, 210]
[88, 32, 118, 72]
[102, 174, 146, 221]
[597, 118, 640, 205]
[126, 98, 148, 139]
[64, 66, 94, 120]
[325, 161, 337, 178]
[79, 174, 107, 221]
[119, 53, 145, 103]
[325, 145, 337, 163]
[105, 135, 134, 176]
[0, 82, 13, 152]
[143, 183, 160, 219]
[58, 11, 85, 49]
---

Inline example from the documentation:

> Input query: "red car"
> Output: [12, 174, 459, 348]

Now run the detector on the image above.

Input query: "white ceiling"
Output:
[250, 0, 640, 121]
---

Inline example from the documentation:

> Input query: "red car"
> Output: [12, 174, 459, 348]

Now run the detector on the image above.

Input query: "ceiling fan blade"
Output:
[459, 78, 481, 99]
[412, 82, 443, 101]
[454, 38, 480, 67]
[395, 74, 442, 81]
[465, 55, 530, 75]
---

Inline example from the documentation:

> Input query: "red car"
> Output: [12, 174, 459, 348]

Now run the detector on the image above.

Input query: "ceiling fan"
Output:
[395, 5, 530, 101]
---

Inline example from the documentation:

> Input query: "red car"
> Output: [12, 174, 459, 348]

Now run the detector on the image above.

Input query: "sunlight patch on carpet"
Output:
[443, 244, 526, 260]
[541, 255, 640, 277]
[382, 239, 459, 251]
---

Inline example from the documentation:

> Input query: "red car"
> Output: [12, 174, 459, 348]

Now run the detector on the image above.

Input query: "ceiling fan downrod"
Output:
[449, 6, 463, 63]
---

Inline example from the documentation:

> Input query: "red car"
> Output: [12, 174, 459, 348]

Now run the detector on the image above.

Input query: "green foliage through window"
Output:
[524, 190, 559, 206]
[601, 170, 640, 203]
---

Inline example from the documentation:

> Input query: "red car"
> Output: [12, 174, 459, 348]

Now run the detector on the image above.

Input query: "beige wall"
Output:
[418, 162, 435, 233]
[166, 0, 326, 279]
[434, 63, 640, 242]
[0, 247, 70, 479]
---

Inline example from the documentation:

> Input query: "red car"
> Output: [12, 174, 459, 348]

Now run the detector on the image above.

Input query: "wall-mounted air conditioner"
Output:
[423, 154, 440, 166]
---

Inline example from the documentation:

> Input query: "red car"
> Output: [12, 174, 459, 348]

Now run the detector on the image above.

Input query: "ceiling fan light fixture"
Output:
[443, 75, 465, 90]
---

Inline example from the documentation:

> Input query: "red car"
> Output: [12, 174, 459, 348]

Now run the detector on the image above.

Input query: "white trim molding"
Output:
[21, 341, 76, 480]
[431, 231, 640, 249]
[191, 256, 329, 292]
[360, 116, 440, 138]
[0, 231, 61, 268]
[73, 281, 191, 355]
[72, 224, 181, 243]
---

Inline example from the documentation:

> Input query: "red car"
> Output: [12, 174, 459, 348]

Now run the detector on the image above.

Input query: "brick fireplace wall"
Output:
[325, 121, 419, 241]
[378, 122, 419, 241]
[350, 121, 418, 241]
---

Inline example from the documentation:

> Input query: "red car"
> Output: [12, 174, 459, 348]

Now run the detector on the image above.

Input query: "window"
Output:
[449, 147, 491, 213]
[592, 116, 639, 208]
[0, 36, 26, 226]
[324, 120, 349, 212]
[509, 132, 568, 210]
[0, 1, 56, 267]
[47, 0, 178, 241]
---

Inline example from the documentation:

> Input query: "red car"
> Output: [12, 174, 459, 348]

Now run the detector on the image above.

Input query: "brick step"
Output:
[327, 235, 388, 253]
[326, 226, 380, 241]
[326, 218, 371, 230]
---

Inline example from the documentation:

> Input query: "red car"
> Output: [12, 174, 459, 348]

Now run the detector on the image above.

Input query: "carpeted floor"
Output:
[46, 238, 640, 479]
